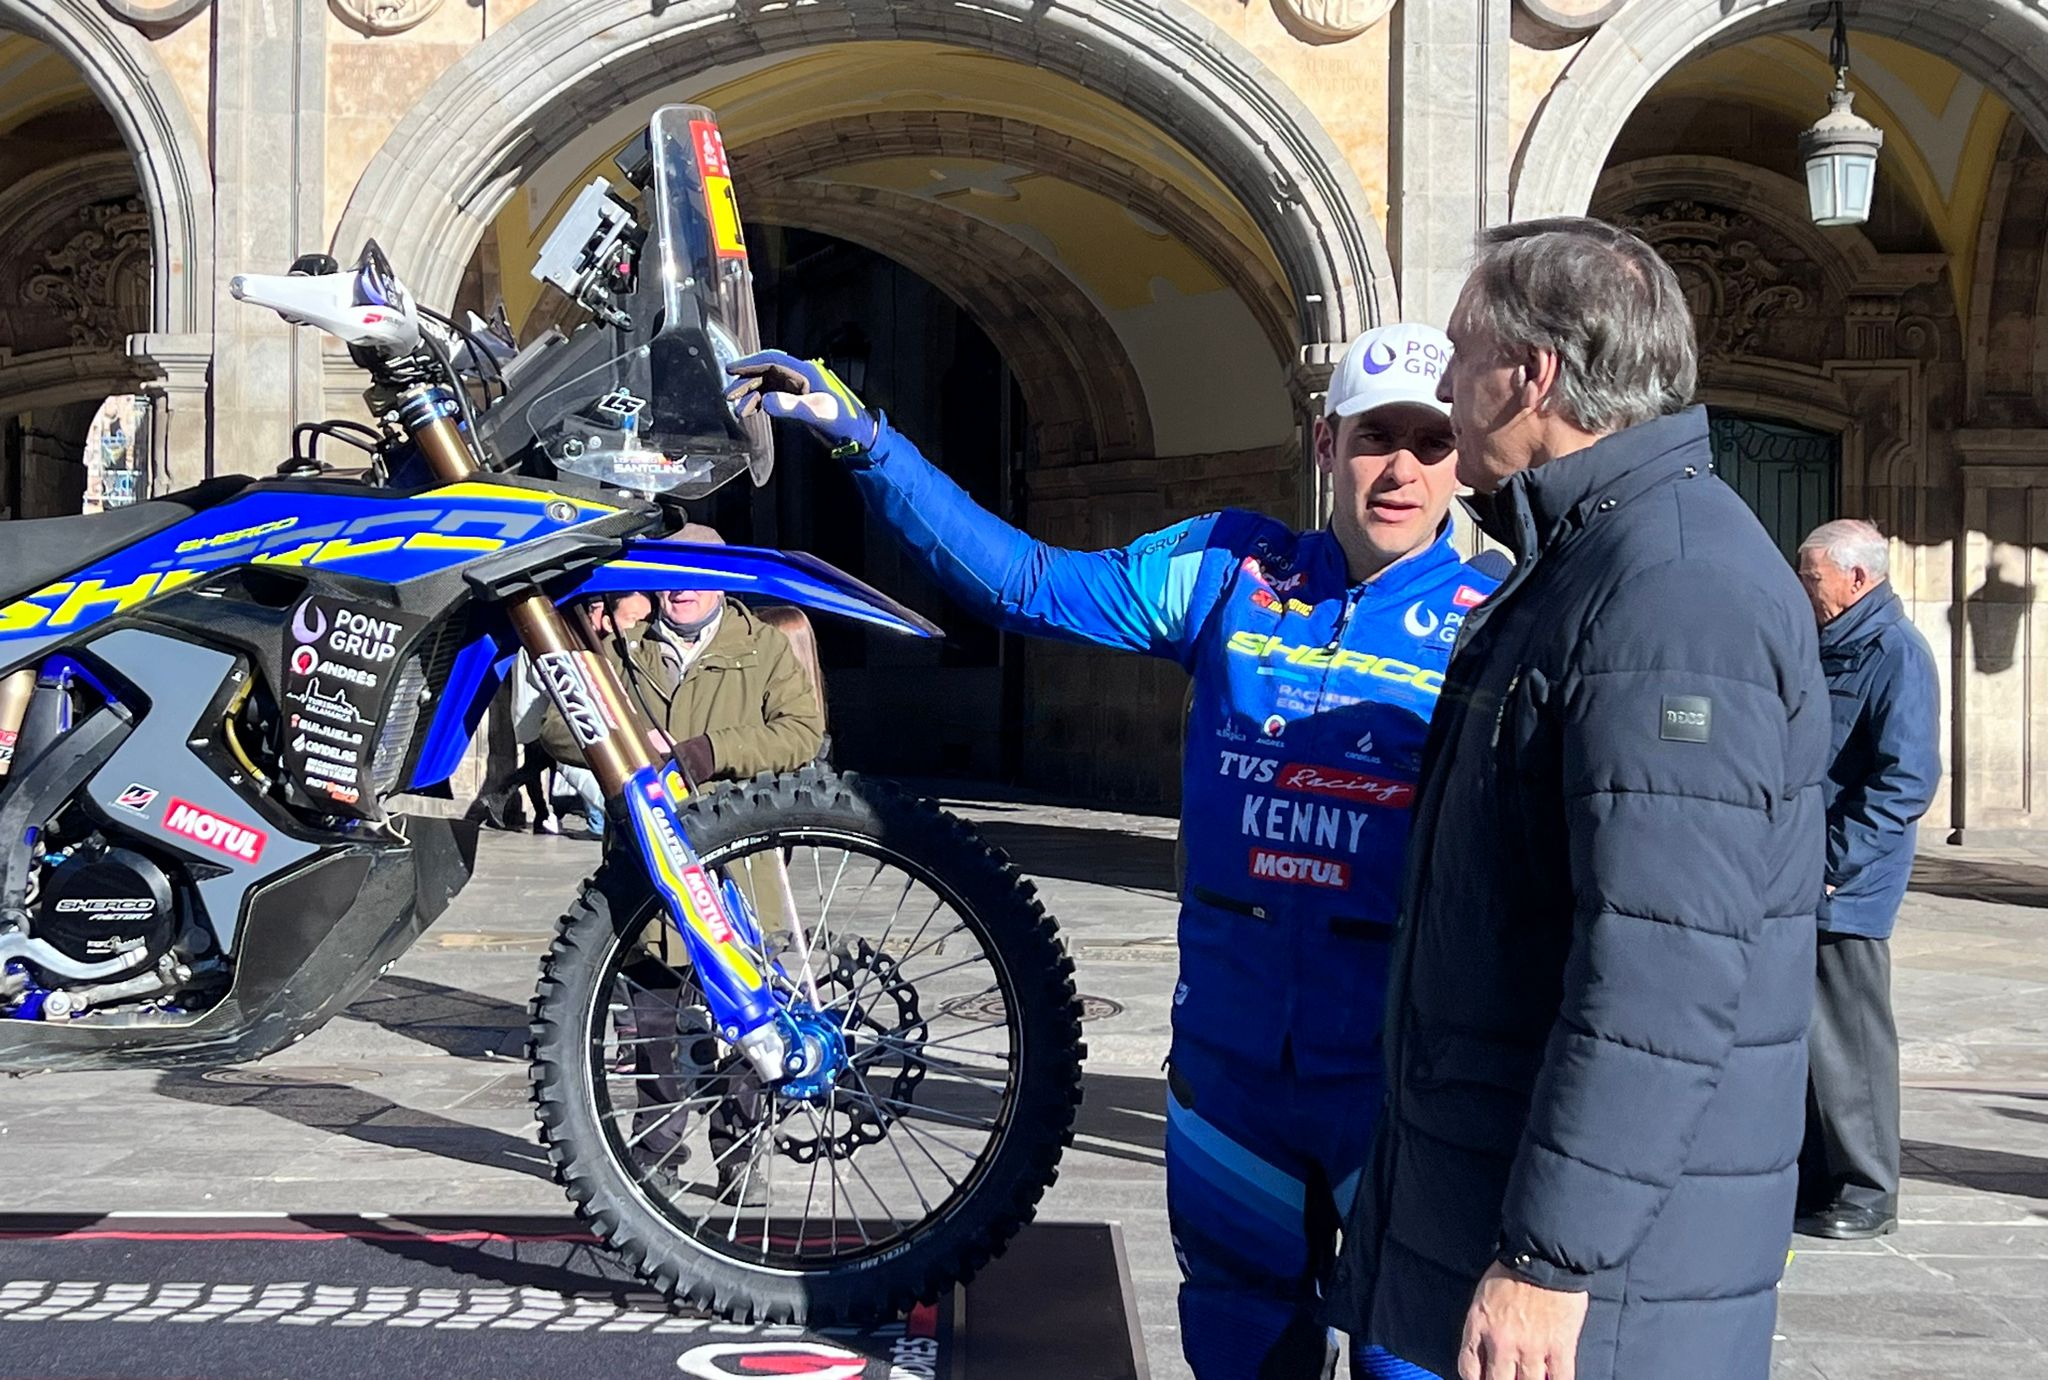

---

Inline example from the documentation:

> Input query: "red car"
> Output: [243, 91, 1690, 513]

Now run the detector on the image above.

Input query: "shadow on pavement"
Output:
[348, 972, 530, 1059]
[1903, 1137, 2048, 1199]
[1909, 854, 2048, 908]
[153, 1070, 556, 1181]
[1075, 1069, 1167, 1166]
[970, 820, 1179, 894]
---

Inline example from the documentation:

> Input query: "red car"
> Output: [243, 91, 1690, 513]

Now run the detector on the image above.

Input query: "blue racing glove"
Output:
[725, 350, 881, 459]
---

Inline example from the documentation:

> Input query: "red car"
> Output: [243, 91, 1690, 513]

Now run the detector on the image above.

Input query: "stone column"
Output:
[208, 0, 328, 477]
[1290, 356, 1336, 528]
[128, 331, 214, 494]
[1390, 0, 1512, 326]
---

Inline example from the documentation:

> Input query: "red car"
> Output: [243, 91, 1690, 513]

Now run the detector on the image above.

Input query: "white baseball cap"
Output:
[1324, 323, 1453, 419]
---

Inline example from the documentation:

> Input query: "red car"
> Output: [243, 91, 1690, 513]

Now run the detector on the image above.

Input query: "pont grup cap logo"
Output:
[1326, 322, 1452, 419]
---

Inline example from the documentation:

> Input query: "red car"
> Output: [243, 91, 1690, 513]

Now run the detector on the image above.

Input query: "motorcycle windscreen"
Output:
[520, 106, 773, 497]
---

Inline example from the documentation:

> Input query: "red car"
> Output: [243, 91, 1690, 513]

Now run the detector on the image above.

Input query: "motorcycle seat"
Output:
[1, 476, 253, 607]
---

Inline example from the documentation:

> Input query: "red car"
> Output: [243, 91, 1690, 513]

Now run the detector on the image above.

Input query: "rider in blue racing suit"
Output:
[730, 323, 1499, 1380]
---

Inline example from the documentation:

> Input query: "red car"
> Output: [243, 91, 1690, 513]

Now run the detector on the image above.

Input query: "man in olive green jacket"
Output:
[540, 590, 824, 784]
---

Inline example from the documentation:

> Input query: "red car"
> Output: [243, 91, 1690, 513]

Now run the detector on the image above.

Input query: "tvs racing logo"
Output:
[1277, 764, 1414, 808]
[1250, 847, 1351, 889]
[162, 798, 266, 864]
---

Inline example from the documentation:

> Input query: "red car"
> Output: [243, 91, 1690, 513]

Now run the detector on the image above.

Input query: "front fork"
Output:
[397, 387, 790, 1080]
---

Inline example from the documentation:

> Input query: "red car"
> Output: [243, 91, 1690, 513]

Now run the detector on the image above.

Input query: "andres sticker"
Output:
[1659, 694, 1712, 744]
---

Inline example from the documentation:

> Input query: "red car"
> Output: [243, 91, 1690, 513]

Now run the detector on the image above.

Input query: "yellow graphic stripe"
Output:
[405, 532, 506, 553]
[607, 559, 757, 580]
[425, 482, 618, 513]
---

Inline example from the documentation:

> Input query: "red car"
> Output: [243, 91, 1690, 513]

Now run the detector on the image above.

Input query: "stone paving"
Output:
[0, 788, 2042, 1379]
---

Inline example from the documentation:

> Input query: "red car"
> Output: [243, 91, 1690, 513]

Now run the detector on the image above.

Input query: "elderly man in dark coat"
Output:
[1331, 217, 1831, 1380]
[1793, 518, 1941, 1241]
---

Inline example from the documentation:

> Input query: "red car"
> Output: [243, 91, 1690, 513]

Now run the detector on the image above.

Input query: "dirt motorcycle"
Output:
[0, 105, 1084, 1324]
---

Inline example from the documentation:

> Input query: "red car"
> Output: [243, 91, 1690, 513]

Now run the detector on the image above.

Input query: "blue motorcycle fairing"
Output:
[567, 541, 941, 640]
[405, 542, 941, 792]
[0, 479, 633, 676]
[406, 629, 515, 793]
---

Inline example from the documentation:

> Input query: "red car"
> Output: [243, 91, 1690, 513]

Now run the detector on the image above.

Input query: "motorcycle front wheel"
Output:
[527, 767, 1085, 1323]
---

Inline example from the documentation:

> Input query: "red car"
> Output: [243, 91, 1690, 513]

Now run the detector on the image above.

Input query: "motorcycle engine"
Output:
[32, 842, 177, 973]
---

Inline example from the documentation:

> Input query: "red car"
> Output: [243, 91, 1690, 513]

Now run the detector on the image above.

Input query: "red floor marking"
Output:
[0, 1228, 601, 1245]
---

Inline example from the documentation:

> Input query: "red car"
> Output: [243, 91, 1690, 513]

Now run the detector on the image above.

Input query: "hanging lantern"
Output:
[1801, 3, 1884, 227]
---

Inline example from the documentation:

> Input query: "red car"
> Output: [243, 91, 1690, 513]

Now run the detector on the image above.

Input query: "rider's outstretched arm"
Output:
[849, 422, 1228, 659]
[727, 351, 1242, 663]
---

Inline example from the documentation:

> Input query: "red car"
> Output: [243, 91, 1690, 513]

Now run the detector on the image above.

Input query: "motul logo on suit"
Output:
[163, 798, 266, 864]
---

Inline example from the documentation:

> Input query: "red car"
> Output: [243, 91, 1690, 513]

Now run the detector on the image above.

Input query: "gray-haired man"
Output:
[1331, 217, 1831, 1380]
[1793, 519, 1941, 1242]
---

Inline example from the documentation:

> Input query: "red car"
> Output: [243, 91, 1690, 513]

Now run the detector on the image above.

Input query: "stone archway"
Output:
[331, 0, 1390, 360]
[0, 0, 215, 484]
[1515, 0, 2048, 220]
[737, 113, 1298, 368]
[740, 187, 1152, 466]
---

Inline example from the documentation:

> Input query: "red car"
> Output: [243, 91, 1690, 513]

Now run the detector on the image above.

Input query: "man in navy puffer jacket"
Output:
[731, 324, 1498, 1379]
[1793, 518, 1941, 1241]
[1332, 219, 1829, 1380]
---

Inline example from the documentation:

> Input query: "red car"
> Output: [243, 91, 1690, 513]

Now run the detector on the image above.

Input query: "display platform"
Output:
[0, 1214, 1146, 1379]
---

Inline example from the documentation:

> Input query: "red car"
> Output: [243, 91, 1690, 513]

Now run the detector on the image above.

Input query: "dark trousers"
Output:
[1801, 931, 1900, 1214]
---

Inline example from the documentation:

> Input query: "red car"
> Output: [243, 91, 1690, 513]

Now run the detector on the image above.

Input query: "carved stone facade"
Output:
[22, 198, 150, 351]
[1275, 0, 1394, 43]
[16, 0, 2048, 816]
[327, 0, 443, 37]
[1616, 200, 1820, 360]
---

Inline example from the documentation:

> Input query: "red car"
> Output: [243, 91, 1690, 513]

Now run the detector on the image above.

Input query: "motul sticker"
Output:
[162, 797, 266, 864]
[1453, 585, 1487, 608]
[112, 783, 158, 813]
[1276, 763, 1414, 808]
[680, 863, 736, 946]
[1249, 847, 1351, 889]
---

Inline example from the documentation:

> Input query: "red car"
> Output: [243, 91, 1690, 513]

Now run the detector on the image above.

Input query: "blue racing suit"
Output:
[845, 422, 1497, 1379]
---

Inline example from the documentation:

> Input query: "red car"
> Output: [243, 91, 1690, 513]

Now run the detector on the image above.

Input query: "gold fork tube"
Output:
[405, 393, 660, 798]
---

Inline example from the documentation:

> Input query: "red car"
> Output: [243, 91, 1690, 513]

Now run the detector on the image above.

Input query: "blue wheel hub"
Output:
[774, 1005, 850, 1102]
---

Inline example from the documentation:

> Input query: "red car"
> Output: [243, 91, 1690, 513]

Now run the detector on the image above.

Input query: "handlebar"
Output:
[229, 242, 422, 356]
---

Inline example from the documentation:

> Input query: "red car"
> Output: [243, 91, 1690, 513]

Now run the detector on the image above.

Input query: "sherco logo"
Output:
[162, 797, 265, 864]
[1250, 847, 1351, 889]
[1226, 631, 1444, 695]
[1277, 764, 1414, 808]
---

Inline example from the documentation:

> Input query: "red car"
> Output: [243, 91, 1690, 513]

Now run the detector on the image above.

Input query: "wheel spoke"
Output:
[856, 1042, 1012, 1092]
[848, 1065, 937, 1217]
[856, 1080, 976, 1179]
[570, 821, 1053, 1275]
[844, 1087, 1000, 1133]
